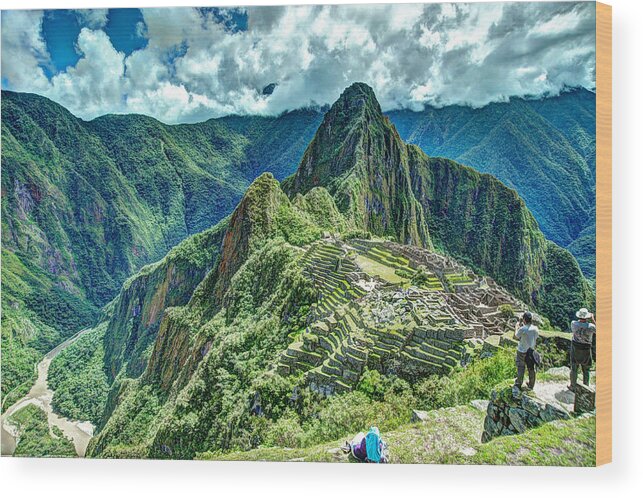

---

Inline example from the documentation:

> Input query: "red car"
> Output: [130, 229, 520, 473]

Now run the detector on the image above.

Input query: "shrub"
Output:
[264, 411, 305, 448]
[414, 348, 515, 410]
[498, 304, 515, 320]
[342, 229, 372, 240]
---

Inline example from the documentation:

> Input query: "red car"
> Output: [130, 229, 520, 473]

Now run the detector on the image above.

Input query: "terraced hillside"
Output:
[278, 236, 530, 395]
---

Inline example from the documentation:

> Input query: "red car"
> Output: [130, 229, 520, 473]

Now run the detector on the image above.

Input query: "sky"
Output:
[1, 3, 596, 124]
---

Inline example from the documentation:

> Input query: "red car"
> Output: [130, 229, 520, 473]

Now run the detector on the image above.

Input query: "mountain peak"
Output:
[334, 82, 380, 111]
[327, 82, 383, 126]
[282, 82, 394, 198]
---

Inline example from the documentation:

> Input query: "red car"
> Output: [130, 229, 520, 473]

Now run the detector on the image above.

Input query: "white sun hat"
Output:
[576, 308, 592, 319]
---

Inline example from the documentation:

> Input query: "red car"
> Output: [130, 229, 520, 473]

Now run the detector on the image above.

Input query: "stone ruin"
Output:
[277, 238, 533, 395]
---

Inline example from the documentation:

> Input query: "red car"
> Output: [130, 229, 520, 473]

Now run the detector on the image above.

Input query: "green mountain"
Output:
[0, 91, 320, 404]
[0, 86, 595, 413]
[283, 83, 593, 319]
[388, 89, 596, 277]
[83, 84, 593, 460]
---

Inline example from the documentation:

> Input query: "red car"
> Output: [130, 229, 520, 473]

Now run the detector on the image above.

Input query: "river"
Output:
[1, 329, 95, 457]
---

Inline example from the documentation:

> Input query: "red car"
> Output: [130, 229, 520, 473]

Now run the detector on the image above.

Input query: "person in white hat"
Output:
[569, 308, 596, 389]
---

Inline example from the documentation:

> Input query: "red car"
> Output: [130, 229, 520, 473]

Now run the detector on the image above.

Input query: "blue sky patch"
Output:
[39, 8, 148, 79]
[104, 9, 148, 55]
[41, 10, 82, 77]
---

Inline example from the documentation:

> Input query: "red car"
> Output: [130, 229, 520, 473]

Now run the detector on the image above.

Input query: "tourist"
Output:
[569, 308, 596, 389]
[513, 311, 539, 396]
[341, 427, 389, 463]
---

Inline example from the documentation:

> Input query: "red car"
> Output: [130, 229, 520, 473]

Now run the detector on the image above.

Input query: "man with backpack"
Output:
[569, 308, 596, 389]
[513, 311, 539, 397]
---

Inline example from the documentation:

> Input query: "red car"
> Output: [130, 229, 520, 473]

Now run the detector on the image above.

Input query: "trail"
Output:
[1, 329, 95, 457]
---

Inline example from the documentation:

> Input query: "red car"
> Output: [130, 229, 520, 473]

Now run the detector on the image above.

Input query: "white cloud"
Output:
[73, 9, 109, 29]
[47, 29, 126, 118]
[1, 2, 597, 124]
[0, 10, 50, 93]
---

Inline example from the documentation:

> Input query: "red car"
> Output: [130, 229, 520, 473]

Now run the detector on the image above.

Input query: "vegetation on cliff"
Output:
[0, 91, 322, 402]
[389, 88, 596, 278]
[49, 324, 110, 425]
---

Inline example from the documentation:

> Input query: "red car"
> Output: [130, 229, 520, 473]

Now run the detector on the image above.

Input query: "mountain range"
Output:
[0, 85, 595, 409]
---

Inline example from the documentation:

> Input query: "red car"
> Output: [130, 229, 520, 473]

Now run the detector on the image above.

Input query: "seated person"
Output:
[341, 427, 388, 463]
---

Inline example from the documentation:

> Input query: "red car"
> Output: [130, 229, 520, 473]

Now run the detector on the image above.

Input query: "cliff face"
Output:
[102, 220, 227, 386]
[388, 89, 596, 277]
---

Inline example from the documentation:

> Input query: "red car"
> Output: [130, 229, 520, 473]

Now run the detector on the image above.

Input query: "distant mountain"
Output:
[387, 89, 596, 278]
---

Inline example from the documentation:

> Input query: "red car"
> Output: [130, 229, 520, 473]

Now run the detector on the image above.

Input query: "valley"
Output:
[1, 328, 94, 457]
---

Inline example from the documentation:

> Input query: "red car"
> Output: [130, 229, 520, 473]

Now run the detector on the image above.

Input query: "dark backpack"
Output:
[526, 348, 542, 368]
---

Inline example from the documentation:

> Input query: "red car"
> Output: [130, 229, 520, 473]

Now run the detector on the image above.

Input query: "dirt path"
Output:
[1, 329, 95, 457]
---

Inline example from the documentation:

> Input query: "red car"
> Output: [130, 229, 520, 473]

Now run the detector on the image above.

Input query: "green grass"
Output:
[198, 405, 595, 466]
[354, 254, 406, 284]
[454, 416, 596, 466]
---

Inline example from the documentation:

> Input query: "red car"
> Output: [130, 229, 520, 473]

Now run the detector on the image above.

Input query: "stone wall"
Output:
[482, 386, 570, 442]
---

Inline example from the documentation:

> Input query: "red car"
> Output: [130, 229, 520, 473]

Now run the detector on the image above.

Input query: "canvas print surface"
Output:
[1, 2, 601, 465]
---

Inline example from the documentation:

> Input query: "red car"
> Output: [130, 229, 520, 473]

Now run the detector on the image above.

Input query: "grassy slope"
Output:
[200, 406, 595, 467]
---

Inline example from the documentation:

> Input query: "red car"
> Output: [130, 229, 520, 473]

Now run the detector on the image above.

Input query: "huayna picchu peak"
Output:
[284, 83, 593, 324]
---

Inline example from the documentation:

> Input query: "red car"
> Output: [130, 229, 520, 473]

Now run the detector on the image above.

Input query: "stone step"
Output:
[342, 368, 361, 383]
[399, 350, 443, 372]
[277, 363, 291, 376]
[287, 343, 323, 365]
[319, 334, 339, 353]
[321, 361, 343, 377]
[404, 345, 445, 365]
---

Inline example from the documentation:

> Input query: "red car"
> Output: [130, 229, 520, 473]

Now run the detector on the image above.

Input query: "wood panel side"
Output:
[595, 1, 612, 467]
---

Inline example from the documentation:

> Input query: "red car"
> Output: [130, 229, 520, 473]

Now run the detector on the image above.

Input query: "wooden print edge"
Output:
[595, 1, 612, 466]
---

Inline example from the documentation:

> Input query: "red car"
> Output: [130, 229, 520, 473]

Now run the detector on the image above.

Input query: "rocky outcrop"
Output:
[482, 386, 570, 442]
[573, 383, 596, 415]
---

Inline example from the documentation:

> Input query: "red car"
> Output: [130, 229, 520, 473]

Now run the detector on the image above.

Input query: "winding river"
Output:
[1, 329, 95, 457]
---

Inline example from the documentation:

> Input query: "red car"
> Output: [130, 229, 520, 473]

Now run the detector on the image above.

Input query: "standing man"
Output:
[513, 311, 539, 397]
[569, 308, 596, 389]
